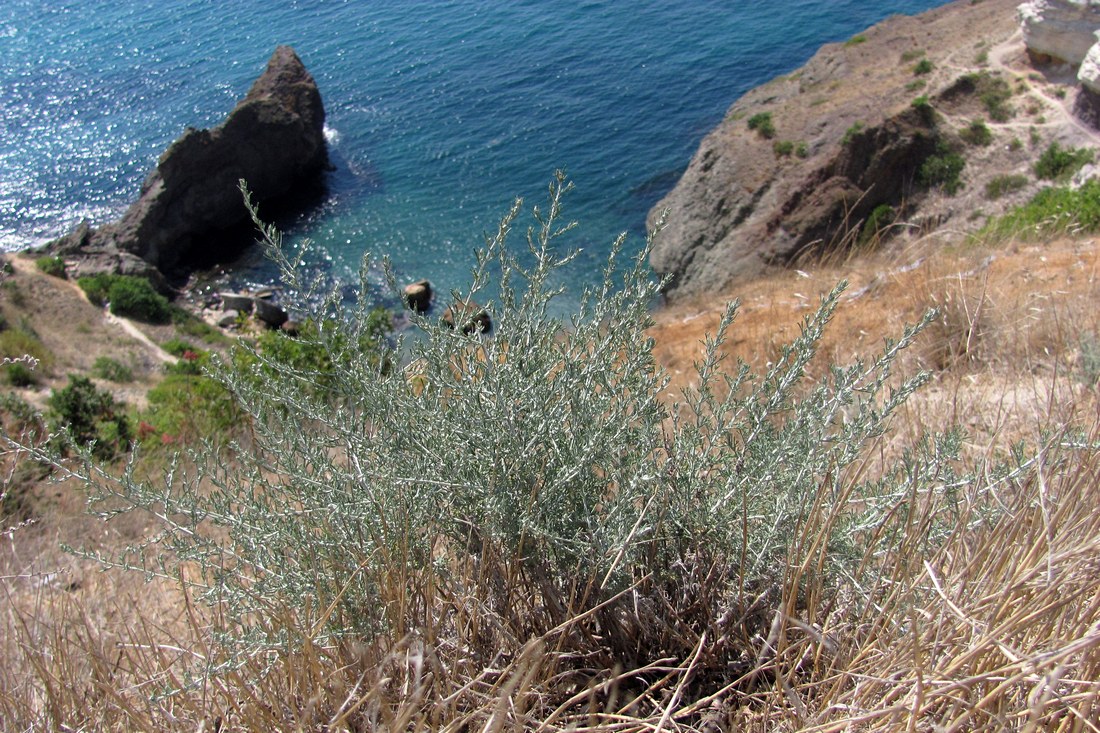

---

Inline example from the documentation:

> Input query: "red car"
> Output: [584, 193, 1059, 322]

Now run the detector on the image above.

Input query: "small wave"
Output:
[323, 124, 341, 144]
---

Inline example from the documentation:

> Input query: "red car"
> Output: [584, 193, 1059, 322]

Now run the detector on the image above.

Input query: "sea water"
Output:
[0, 0, 950, 308]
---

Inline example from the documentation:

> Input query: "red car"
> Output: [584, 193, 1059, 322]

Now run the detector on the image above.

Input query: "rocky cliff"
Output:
[49, 46, 327, 284]
[648, 0, 1077, 302]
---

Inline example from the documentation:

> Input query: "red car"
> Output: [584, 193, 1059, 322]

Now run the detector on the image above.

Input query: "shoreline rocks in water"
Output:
[46, 45, 328, 287]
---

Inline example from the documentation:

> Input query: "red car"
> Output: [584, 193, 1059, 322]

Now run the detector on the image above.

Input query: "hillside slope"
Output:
[650, 0, 1100, 301]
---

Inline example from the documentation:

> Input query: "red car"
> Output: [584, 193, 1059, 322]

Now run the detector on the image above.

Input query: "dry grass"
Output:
[3, 233, 1100, 730]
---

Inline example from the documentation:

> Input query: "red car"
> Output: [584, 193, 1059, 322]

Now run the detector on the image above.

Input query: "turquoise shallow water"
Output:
[0, 1, 950, 306]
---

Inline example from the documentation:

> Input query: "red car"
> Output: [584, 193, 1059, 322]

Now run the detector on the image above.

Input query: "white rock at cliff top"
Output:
[1019, 0, 1100, 65]
[1079, 31, 1100, 91]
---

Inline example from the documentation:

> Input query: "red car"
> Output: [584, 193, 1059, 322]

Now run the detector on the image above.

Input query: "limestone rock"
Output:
[1018, 0, 1100, 65]
[1078, 30, 1100, 92]
[47, 45, 327, 281]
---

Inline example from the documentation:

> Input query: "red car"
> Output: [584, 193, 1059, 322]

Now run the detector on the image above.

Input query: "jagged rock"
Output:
[443, 301, 491, 334]
[648, 0, 1020, 302]
[403, 279, 432, 312]
[1018, 0, 1100, 66]
[49, 220, 170, 292]
[46, 45, 327, 281]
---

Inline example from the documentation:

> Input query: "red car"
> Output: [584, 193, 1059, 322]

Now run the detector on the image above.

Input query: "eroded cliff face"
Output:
[49, 46, 327, 283]
[649, 0, 1027, 302]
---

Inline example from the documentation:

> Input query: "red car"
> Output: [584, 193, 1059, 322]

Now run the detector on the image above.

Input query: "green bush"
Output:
[77, 273, 171, 323]
[913, 58, 934, 75]
[107, 277, 171, 323]
[747, 111, 776, 139]
[773, 139, 794, 157]
[1033, 141, 1095, 182]
[984, 173, 1029, 200]
[233, 312, 391, 395]
[76, 273, 116, 306]
[57, 174, 959, 692]
[139, 371, 241, 448]
[47, 375, 130, 458]
[160, 338, 198, 359]
[920, 142, 966, 195]
[35, 256, 66, 278]
[859, 203, 896, 245]
[844, 34, 867, 47]
[3, 361, 38, 387]
[960, 118, 992, 146]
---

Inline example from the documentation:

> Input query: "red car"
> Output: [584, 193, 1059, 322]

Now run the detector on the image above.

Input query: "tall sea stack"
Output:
[49, 45, 328, 282]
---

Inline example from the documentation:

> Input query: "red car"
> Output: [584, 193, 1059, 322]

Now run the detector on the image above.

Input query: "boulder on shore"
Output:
[47, 45, 328, 282]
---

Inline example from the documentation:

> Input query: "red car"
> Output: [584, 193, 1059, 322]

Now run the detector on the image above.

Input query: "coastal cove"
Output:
[2, 0, 951, 308]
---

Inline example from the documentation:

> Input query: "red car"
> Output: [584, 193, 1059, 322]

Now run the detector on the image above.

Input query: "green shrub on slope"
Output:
[50, 176, 973, 701]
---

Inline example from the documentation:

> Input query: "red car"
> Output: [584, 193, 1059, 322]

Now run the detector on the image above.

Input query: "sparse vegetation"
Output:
[842, 121, 865, 146]
[959, 118, 992, 146]
[911, 94, 934, 122]
[772, 139, 794, 157]
[968, 71, 1014, 121]
[913, 58, 934, 75]
[747, 110, 776, 139]
[981, 179, 1100, 240]
[0, 323, 52, 375]
[1033, 141, 1095, 181]
[984, 172, 1029, 200]
[91, 356, 133, 383]
[844, 33, 867, 47]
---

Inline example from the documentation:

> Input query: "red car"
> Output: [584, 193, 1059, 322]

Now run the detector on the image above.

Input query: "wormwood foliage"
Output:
[50, 174, 953, 696]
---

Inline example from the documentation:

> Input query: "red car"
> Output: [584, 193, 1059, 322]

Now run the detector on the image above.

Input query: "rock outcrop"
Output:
[648, 0, 1028, 302]
[1018, 0, 1100, 65]
[48, 46, 327, 283]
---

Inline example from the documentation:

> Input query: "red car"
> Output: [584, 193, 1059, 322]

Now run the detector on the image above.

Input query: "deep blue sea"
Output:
[1, 0, 950, 307]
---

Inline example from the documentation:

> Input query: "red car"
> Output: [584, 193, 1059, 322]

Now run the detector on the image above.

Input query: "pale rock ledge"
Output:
[1018, 0, 1100, 65]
